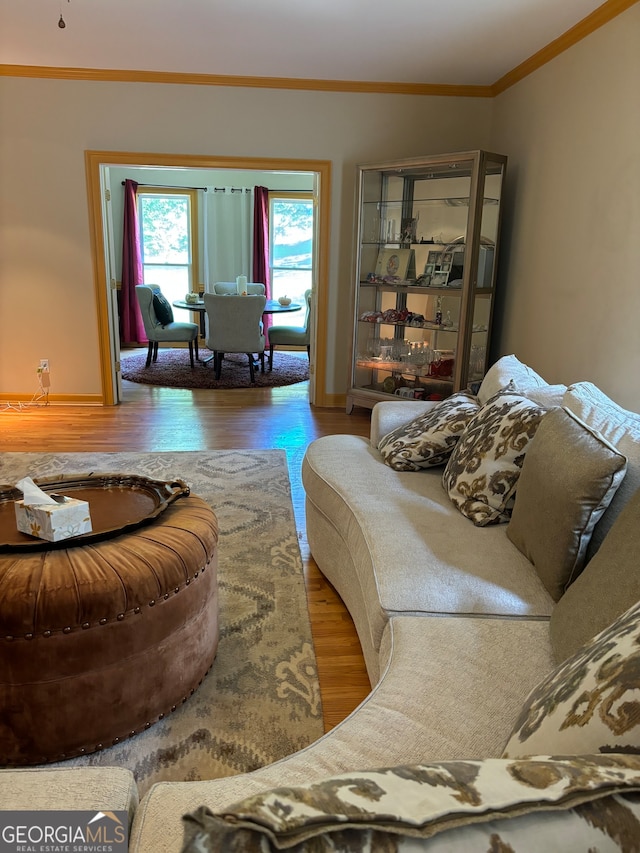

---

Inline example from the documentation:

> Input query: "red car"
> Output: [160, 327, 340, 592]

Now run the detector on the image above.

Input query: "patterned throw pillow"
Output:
[181, 755, 640, 853]
[503, 599, 640, 759]
[378, 392, 480, 471]
[442, 391, 546, 526]
[152, 291, 174, 327]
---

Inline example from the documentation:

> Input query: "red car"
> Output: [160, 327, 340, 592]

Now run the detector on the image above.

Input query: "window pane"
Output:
[271, 270, 312, 329]
[140, 195, 191, 264]
[143, 265, 190, 308]
[272, 200, 313, 271]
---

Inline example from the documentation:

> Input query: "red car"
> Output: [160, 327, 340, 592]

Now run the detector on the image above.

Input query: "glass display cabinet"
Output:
[346, 150, 507, 413]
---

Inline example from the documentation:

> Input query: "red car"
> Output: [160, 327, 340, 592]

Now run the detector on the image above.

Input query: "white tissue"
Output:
[16, 476, 57, 506]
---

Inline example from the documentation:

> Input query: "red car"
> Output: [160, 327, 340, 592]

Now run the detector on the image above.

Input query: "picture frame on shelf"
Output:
[430, 269, 450, 287]
[375, 248, 413, 280]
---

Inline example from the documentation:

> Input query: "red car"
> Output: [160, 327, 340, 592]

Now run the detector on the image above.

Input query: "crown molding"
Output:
[491, 0, 638, 95]
[0, 65, 492, 97]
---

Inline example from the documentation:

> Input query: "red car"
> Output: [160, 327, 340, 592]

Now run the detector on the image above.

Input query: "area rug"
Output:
[0, 450, 323, 796]
[121, 349, 309, 390]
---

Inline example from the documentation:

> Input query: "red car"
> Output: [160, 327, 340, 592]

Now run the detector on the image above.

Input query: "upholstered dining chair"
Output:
[135, 284, 199, 368]
[268, 289, 312, 371]
[212, 282, 266, 296]
[203, 293, 266, 382]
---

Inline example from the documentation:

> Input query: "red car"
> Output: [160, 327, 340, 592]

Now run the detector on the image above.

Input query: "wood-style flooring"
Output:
[0, 372, 373, 731]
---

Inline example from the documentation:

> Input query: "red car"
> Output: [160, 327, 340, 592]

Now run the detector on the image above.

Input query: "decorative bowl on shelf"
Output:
[278, 296, 292, 306]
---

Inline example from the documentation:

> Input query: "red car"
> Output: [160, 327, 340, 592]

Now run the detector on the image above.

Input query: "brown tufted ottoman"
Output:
[0, 491, 218, 766]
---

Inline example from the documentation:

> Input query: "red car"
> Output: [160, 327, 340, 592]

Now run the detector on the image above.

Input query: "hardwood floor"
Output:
[0, 375, 373, 732]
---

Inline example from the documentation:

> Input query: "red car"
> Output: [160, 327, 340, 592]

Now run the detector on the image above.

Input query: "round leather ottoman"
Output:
[0, 493, 219, 766]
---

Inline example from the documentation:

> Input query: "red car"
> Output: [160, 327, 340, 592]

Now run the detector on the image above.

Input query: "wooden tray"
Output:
[0, 473, 190, 552]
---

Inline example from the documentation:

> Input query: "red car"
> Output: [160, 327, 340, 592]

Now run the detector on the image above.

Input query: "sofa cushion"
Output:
[130, 616, 555, 852]
[563, 381, 640, 559]
[442, 391, 546, 526]
[503, 599, 640, 759]
[550, 485, 640, 661]
[152, 291, 174, 326]
[378, 392, 480, 471]
[506, 407, 627, 601]
[0, 766, 138, 823]
[523, 384, 567, 408]
[477, 354, 547, 405]
[302, 435, 554, 680]
[180, 756, 640, 853]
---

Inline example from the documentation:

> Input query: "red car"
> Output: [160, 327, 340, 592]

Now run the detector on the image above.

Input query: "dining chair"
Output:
[203, 293, 266, 382]
[135, 285, 199, 367]
[268, 289, 312, 371]
[212, 282, 266, 296]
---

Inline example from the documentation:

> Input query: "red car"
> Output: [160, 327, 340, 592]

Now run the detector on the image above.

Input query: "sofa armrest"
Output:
[370, 401, 438, 448]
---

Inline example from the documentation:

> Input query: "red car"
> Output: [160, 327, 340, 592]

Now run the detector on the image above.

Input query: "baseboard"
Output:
[0, 393, 104, 407]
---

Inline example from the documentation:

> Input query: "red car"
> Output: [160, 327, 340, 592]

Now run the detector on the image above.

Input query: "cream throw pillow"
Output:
[378, 392, 480, 471]
[549, 485, 640, 662]
[506, 407, 627, 601]
[503, 599, 640, 759]
[442, 391, 546, 526]
[477, 354, 547, 405]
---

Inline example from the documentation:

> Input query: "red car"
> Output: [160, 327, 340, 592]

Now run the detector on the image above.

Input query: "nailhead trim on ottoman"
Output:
[0, 494, 219, 765]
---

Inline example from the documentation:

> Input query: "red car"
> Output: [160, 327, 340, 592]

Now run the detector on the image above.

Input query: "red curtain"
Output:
[120, 179, 147, 343]
[253, 186, 271, 342]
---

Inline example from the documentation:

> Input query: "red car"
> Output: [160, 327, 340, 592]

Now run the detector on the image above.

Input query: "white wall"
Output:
[0, 78, 491, 402]
[490, 3, 640, 408]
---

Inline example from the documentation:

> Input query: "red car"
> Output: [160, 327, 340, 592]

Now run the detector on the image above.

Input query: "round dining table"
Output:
[172, 297, 302, 364]
[173, 298, 302, 319]
[263, 299, 302, 315]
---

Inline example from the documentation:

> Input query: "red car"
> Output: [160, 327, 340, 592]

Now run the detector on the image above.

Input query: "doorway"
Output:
[85, 151, 332, 406]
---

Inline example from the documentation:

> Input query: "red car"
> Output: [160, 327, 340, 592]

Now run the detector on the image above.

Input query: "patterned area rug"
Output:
[0, 451, 323, 796]
[121, 348, 309, 389]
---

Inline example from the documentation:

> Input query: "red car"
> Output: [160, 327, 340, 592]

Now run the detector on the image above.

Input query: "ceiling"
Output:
[0, 0, 615, 88]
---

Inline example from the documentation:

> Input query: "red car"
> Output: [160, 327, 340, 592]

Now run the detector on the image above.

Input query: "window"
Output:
[269, 195, 313, 328]
[138, 189, 199, 306]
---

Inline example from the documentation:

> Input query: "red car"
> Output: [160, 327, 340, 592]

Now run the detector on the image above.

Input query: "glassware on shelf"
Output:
[469, 344, 487, 378]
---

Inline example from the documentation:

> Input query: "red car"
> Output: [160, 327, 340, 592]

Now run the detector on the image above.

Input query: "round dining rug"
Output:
[121, 348, 309, 390]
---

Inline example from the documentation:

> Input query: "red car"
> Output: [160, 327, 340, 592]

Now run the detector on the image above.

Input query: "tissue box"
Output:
[15, 496, 92, 542]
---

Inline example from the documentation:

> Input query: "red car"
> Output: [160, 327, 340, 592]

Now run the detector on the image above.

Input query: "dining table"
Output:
[173, 296, 302, 327]
[172, 297, 302, 363]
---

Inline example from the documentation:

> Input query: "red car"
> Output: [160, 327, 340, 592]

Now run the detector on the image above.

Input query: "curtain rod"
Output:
[122, 182, 312, 193]
[121, 181, 208, 191]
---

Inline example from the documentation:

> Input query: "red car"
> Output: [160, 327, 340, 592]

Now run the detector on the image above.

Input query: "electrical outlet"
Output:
[39, 359, 50, 372]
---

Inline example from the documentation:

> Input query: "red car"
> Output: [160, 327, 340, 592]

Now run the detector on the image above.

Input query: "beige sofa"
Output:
[3, 356, 640, 851]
